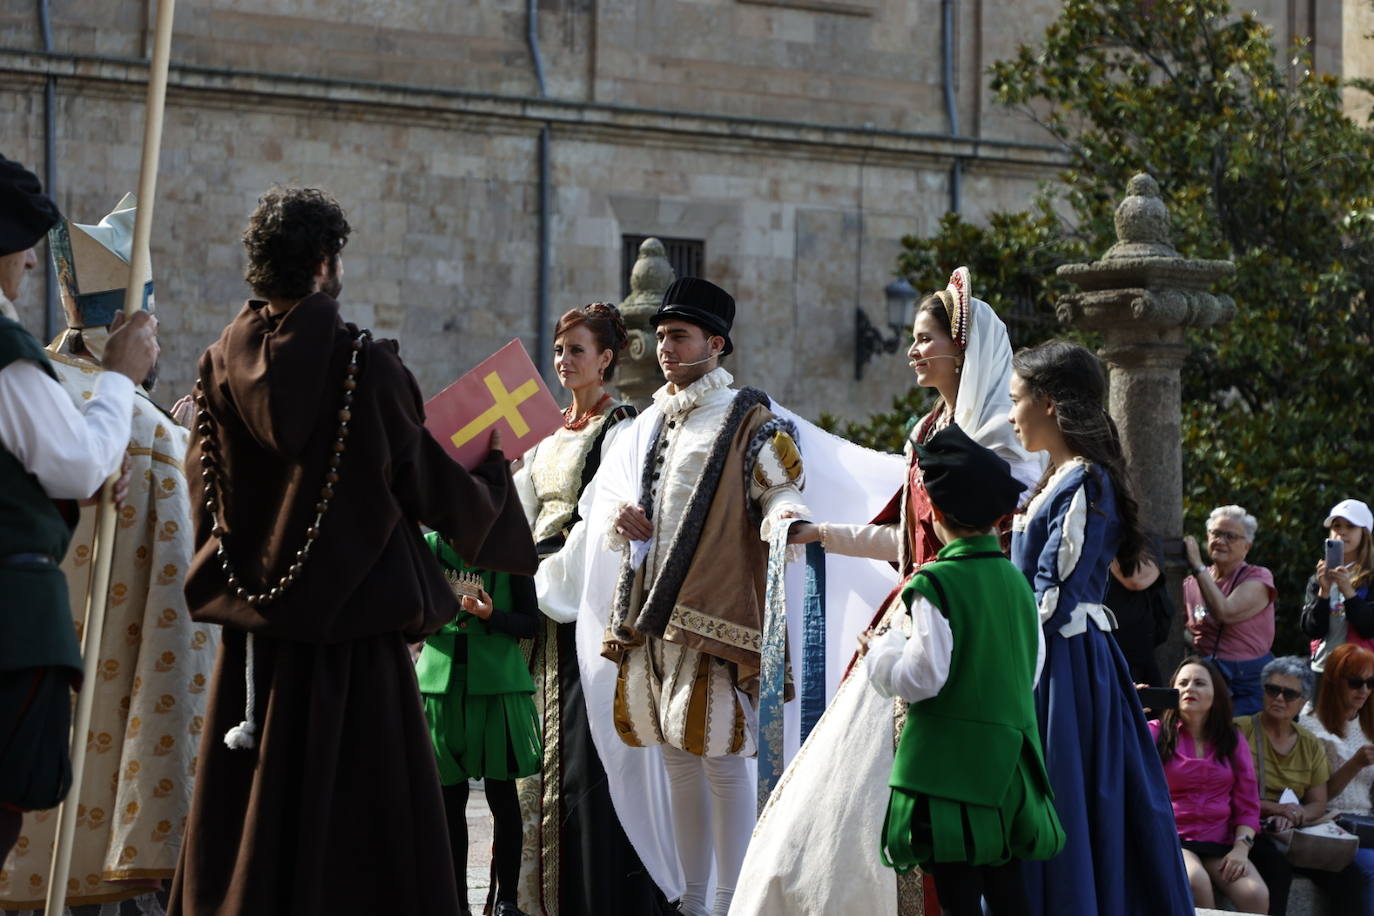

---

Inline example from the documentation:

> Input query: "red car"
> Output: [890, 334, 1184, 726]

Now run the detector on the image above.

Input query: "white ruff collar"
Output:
[652, 367, 733, 417]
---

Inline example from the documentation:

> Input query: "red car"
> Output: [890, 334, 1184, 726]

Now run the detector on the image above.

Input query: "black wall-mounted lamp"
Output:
[855, 277, 918, 380]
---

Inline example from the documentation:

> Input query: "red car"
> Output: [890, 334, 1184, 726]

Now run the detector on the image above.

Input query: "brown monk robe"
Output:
[168, 292, 537, 916]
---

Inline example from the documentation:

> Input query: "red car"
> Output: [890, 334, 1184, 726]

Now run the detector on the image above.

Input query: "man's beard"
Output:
[321, 260, 343, 299]
[141, 358, 159, 393]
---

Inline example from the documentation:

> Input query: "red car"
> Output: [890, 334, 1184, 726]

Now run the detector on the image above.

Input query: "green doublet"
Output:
[882, 535, 1064, 870]
[0, 315, 81, 676]
[417, 532, 539, 784]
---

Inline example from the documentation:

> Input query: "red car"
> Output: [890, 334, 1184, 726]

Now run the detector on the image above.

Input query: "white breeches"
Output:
[661, 745, 757, 916]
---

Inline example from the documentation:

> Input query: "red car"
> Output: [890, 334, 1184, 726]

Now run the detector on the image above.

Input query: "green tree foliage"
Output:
[841, 0, 1374, 654]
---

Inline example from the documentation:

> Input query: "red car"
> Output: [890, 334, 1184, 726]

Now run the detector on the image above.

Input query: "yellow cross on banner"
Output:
[449, 371, 541, 449]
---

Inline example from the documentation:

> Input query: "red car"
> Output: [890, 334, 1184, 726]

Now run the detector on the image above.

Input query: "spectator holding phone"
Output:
[1184, 505, 1277, 716]
[1235, 656, 1330, 916]
[1150, 656, 1267, 913]
[1302, 499, 1374, 685]
[1298, 643, 1374, 914]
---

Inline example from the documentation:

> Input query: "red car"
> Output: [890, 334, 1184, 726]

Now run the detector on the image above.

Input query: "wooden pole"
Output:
[44, 0, 176, 908]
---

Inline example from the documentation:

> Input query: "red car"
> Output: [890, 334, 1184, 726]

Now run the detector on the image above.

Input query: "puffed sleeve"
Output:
[865, 592, 953, 702]
[752, 429, 810, 541]
[513, 441, 540, 529]
[1031, 466, 1114, 635]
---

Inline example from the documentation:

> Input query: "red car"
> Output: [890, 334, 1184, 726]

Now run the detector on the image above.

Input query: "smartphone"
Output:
[1136, 687, 1179, 713]
[1326, 537, 1346, 571]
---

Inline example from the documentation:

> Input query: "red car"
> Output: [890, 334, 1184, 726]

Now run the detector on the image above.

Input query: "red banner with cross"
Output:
[423, 339, 562, 470]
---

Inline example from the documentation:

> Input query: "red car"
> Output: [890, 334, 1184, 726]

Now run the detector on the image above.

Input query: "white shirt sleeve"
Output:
[0, 359, 134, 499]
[864, 593, 954, 702]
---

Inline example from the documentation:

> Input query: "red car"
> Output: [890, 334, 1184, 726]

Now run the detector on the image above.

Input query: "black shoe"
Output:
[494, 903, 530, 916]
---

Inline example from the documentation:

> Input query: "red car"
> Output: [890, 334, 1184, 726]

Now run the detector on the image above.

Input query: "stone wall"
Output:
[0, 0, 1364, 422]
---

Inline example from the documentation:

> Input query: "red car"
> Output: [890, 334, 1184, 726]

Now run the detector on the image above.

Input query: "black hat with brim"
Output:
[915, 424, 1027, 530]
[652, 277, 735, 356]
[0, 155, 61, 257]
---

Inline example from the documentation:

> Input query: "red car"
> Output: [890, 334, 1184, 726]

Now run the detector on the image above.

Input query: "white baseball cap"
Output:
[1325, 498, 1374, 532]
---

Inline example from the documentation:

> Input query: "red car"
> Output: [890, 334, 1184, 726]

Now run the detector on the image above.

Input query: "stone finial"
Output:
[629, 238, 674, 300]
[616, 238, 677, 406]
[1103, 172, 1180, 260]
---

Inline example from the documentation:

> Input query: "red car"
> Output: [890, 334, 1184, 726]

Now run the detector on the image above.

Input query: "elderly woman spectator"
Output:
[1235, 657, 1329, 916]
[1299, 643, 1374, 914]
[1303, 499, 1374, 683]
[1184, 505, 1277, 715]
[1150, 656, 1267, 913]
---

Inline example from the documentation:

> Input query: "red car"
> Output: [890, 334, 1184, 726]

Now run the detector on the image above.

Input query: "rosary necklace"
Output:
[196, 328, 371, 606]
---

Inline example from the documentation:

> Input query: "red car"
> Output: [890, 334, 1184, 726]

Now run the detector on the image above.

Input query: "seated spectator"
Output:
[1303, 499, 1374, 688]
[1236, 656, 1331, 916]
[1184, 505, 1277, 715]
[1151, 656, 1268, 913]
[1108, 532, 1174, 686]
[1299, 643, 1374, 915]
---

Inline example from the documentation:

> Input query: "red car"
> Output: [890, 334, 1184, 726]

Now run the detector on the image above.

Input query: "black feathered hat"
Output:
[0, 155, 61, 257]
[652, 277, 735, 356]
[915, 424, 1026, 530]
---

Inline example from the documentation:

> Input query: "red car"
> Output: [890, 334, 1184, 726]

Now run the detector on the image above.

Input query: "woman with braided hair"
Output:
[1007, 340, 1193, 915]
[511, 303, 670, 914]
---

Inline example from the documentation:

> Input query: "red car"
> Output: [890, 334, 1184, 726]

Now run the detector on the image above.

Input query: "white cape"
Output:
[536, 394, 904, 901]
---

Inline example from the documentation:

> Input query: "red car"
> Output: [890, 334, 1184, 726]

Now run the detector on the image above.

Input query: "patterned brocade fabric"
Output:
[0, 351, 219, 908]
[526, 413, 617, 544]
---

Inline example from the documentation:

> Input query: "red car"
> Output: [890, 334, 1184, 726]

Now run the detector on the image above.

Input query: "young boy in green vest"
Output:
[417, 532, 540, 916]
[861, 424, 1065, 915]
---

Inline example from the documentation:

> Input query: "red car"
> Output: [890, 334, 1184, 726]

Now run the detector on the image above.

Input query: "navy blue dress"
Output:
[1010, 460, 1193, 916]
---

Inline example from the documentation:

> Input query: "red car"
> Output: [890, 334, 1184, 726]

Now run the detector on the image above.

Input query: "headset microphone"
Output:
[669, 353, 719, 368]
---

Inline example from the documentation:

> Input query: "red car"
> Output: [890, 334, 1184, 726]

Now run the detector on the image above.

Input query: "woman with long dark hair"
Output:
[1007, 340, 1193, 915]
[1151, 657, 1266, 912]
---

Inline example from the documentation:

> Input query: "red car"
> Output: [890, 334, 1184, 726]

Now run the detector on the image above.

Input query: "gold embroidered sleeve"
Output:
[752, 430, 804, 493]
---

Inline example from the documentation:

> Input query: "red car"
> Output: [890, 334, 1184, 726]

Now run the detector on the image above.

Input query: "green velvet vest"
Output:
[0, 315, 82, 674]
[415, 532, 535, 697]
[890, 536, 1052, 807]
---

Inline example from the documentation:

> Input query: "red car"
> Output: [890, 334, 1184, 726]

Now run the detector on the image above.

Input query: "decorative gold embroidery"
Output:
[668, 605, 761, 652]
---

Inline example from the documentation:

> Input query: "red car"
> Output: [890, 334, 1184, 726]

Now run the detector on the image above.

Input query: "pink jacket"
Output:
[1149, 720, 1262, 844]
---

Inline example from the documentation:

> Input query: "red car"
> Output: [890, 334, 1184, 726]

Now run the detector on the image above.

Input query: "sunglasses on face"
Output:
[1346, 677, 1374, 691]
[1207, 529, 1245, 543]
[1263, 683, 1302, 702]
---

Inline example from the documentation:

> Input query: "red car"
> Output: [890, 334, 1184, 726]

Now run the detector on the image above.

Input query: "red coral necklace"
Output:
[563, 392, 611, 430]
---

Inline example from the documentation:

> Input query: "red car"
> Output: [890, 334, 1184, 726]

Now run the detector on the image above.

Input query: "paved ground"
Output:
[465, 780, 495, 911]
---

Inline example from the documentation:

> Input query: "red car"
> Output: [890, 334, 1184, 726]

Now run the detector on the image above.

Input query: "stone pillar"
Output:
[616, 237, 676, 409]
[1056, 174, 1235, 676]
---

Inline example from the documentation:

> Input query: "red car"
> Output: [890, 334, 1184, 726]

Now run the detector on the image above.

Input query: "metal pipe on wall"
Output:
[526, 0, 551, 384]
[39, 0, 58, 340]
[941, 0, 962, 215]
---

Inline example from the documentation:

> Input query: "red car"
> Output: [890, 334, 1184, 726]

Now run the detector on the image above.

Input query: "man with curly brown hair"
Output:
[168, 186, 538, 916]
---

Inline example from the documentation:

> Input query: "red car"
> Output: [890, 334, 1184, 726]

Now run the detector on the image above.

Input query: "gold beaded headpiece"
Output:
[937, 266, 972, 351]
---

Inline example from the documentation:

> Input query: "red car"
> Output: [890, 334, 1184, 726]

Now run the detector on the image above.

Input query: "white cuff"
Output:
[604, 502, 631, 553]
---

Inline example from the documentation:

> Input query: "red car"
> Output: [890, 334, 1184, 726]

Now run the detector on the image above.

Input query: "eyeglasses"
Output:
[1207, 529, 1246, 543]
[1345, 677, 1374, 691]
[1263, 683, 1303, 702]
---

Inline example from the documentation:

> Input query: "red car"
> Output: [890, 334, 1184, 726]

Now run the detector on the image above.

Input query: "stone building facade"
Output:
[0, 0, 1365, 420]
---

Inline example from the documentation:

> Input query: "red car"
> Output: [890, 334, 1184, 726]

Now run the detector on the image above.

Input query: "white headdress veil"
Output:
[943, 267, 1044, 491]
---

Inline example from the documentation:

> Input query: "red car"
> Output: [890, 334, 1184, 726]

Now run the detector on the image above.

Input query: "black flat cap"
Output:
[652, 277, 735, 356]
[916, 424, 1026, 529]
[0, 155, 61, 257]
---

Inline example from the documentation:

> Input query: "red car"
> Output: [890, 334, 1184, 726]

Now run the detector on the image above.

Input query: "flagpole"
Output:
[45, 0, 177, 908]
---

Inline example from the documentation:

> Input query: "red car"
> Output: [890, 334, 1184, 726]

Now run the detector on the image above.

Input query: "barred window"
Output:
[621, 236, 705, 299]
